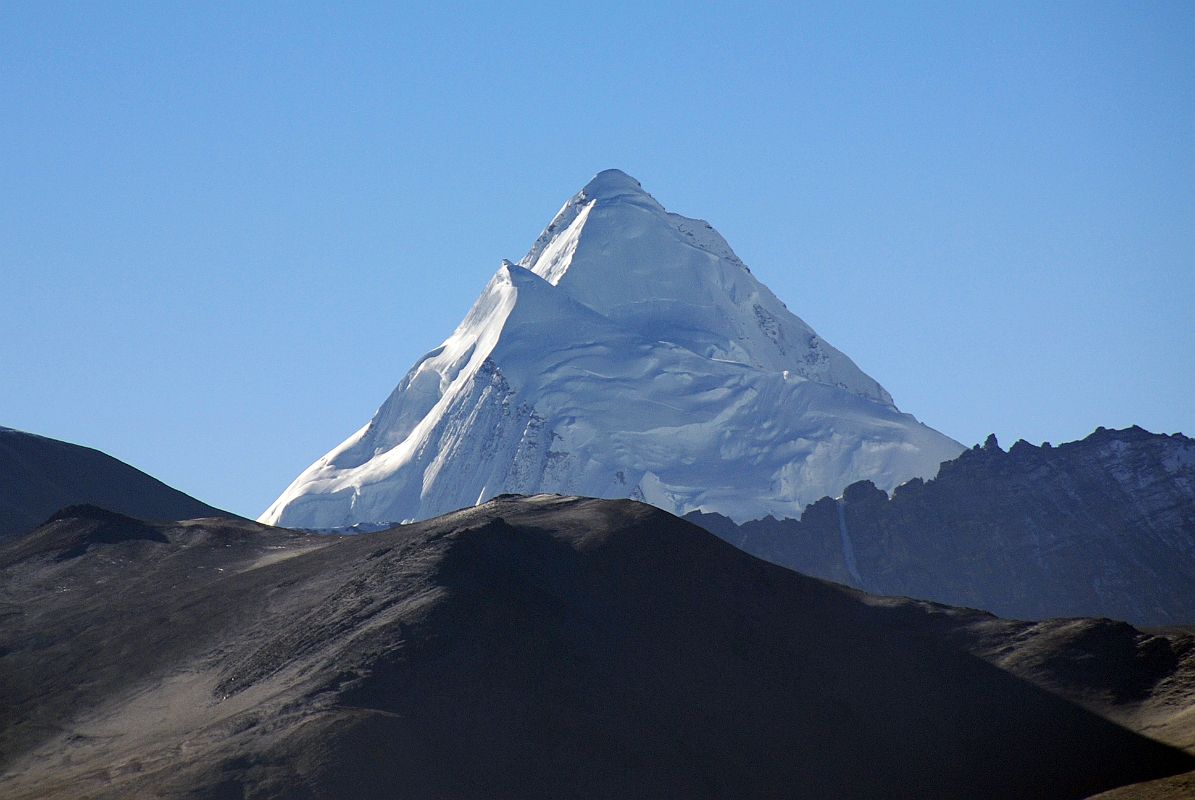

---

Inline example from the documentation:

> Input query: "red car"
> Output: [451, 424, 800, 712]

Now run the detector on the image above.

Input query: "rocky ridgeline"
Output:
[687, 426, 1195, 626]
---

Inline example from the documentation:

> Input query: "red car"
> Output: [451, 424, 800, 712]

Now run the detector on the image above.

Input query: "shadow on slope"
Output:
[0, 427, 232, 541]
[0, 497, 1191, 799]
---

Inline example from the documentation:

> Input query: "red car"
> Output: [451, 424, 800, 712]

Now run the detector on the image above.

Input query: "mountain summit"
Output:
[262, 170, 963, 527]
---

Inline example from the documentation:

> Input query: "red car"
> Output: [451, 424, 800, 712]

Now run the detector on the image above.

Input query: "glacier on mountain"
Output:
[261, 170, 964, 527]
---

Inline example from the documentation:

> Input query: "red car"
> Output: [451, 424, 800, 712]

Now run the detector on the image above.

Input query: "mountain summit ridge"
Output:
[262, 170, 963, 527]
[517, 169, 890, 399]
[575, 167, 653, 201]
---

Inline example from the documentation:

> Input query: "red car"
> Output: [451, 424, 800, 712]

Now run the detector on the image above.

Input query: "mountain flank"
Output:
[1, 496, 1192, 799]
[0, 426, 230, 541]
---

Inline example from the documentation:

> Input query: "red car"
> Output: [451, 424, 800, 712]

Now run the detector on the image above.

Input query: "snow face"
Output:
[520, 170, 892, 402]
[261, 170, 964, 527]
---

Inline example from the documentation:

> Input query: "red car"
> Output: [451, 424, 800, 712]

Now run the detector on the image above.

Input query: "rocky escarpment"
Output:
[687, 426, 1195, 626]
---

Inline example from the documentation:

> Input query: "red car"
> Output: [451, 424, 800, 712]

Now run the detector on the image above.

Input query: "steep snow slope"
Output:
[520, 169, 892, 400]
[262, 170, 963, 527]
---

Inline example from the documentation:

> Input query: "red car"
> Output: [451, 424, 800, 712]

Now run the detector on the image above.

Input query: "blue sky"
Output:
[2, 2, 1192, 518]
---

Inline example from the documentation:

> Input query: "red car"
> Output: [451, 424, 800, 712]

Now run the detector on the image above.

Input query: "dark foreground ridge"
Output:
[688, 426, 1195, 626]
[0, 426, 231, 541]
[1, 496, 1193, 799]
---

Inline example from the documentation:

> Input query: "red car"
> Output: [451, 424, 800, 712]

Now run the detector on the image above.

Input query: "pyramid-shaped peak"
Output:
[580, 169, 649, 200]
[261, 173, 965, 528]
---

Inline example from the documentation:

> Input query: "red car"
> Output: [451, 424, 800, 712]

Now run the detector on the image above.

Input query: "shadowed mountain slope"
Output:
[687, 426, 1195, 627]
[1, 496, 1192, 799]
[0, 426, 229, 540]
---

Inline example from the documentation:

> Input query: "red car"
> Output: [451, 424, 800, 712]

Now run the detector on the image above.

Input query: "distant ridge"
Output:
[687, 425, 1195, 626]
[0, 427, 231, 540]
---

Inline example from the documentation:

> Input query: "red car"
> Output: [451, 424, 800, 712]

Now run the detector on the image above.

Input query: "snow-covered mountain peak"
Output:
[261, 173, 964, 528]
[520, 170, 892, 403]
[579, 168, 652, 201]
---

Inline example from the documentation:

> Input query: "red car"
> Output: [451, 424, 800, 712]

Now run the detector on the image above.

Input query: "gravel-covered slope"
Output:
[1, 496, 1191, 799]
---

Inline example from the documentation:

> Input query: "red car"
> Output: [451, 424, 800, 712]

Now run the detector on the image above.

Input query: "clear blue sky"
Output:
[3, 2, 1192, 518]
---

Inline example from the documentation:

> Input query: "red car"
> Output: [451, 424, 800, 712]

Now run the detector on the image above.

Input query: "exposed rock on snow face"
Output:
[261, 170, 963, 527]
